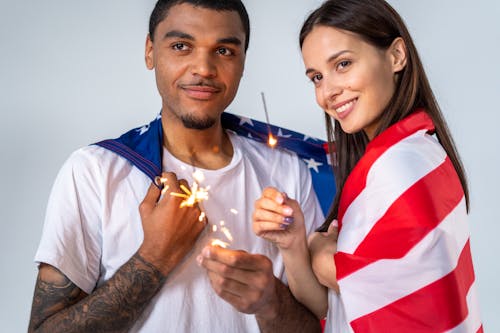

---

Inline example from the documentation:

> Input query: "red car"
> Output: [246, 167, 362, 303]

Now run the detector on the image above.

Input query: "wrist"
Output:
[137, 244, 179, 277]
[255, 277, 280, 321]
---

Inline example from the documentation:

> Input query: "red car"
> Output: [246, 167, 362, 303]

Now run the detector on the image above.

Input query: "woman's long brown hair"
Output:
[300, 0, 469, 232]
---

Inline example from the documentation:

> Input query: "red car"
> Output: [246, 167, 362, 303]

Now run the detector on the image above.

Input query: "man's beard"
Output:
[180, 114, 216, 130]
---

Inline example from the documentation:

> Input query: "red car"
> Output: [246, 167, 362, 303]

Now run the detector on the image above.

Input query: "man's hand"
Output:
[139, 172, 206, 276]
[197, 245, 279, 319]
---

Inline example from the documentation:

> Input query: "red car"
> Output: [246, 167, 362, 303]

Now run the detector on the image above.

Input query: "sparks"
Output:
[169, 179, 210, 208]
[211, 239, 230, 248]
[198, 211, 206, 222]
[221, 226, 234, 242]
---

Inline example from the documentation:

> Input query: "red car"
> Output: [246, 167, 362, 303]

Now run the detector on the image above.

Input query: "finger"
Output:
[204, 271, 260, 313]
[200, 253, 271, 296]
[139, 182, 161, 217]
[178, 177, 189, 189]
[262, 187, 285, 204]
[157, 172, 183, 206]
[200, 245, 272, 272]
[253, 221, 289, 236]
[325, 219, 339, 238]
[254, 197, 293, 218]
[253, 204, 293, 225]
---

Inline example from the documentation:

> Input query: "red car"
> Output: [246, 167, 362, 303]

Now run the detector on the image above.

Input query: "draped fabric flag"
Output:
[334, 111, 482, 332]
[95, 112, 335, 216]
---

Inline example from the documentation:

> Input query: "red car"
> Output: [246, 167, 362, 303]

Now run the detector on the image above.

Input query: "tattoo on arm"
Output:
[28, 252, 167, 333]
[256, 278, 322, 333]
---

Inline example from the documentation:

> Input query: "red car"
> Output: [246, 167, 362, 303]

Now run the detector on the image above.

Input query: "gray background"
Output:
[1, 0, 498, 331]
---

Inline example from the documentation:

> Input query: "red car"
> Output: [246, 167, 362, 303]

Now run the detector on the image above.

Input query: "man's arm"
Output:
[28, 254, 166, 333]
[256, 278, 322, 333]
[29, 173, 206, 332]
[197, 246, 322, 333]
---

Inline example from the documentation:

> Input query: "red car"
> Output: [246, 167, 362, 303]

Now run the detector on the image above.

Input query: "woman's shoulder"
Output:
[368, 131, 447, 183]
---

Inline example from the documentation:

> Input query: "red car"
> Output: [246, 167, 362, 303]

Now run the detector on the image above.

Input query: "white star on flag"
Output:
[137, 125, 150, 135]
[277, 128, 292, 138]
[303, 134, 319, 141]
[239, 116, 254, 126]
[303, 158, 323, 173]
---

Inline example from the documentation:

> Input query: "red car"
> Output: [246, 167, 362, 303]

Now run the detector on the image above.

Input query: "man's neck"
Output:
[161, 116, 233, 170]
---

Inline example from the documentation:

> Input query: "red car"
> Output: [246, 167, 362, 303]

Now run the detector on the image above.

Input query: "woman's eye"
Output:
[311, 73, 323, 84]
[216, 47, 233, 56]
[337, 60, 351, 70]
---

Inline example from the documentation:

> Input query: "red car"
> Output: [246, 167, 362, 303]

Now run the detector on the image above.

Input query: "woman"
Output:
[252, 0, 482, 331]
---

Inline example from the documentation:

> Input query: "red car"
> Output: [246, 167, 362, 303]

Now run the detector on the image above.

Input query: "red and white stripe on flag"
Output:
[334, 111, 482, 332]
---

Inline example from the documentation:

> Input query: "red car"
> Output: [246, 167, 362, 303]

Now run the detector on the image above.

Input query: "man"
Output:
[28, 1, 324, 332]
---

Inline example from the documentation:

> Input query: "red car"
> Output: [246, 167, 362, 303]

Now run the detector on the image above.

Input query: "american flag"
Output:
[221, 112, 335, 215]
[96, 112, 336, 216]
[332, 111, 482, 332]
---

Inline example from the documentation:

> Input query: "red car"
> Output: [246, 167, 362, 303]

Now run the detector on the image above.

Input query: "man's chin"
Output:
[181, 115, 216, 130]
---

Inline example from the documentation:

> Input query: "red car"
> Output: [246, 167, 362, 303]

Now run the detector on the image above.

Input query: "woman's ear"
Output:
[389, 37, 407, 73]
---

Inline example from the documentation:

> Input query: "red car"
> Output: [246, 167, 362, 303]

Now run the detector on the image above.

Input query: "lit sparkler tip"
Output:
[268, 134, 278, 147]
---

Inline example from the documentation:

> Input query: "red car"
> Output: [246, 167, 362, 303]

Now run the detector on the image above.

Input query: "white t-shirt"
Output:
[35, 131, 324, 332]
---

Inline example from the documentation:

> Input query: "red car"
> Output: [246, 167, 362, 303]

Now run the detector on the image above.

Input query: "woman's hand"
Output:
[308, 220, 339, 292]
[252, 187, 306, 250]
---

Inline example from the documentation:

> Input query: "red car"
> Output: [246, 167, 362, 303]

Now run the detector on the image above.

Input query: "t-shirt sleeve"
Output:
[35, 147, 103, 294]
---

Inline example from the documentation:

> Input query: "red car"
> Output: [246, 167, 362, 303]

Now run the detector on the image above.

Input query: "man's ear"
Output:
[389, 37, 407, 73]
[145, 34, 154, 70]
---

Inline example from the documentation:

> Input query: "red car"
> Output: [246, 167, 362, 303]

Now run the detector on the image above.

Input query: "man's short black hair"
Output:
[149, 0, 250, 51]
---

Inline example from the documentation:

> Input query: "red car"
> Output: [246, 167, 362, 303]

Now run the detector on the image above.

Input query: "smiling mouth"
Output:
[334, 98, 357, 114]
[181, 85, 221, 99]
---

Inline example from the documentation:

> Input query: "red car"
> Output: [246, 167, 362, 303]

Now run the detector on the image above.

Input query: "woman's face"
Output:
[301, 26, 405, 140]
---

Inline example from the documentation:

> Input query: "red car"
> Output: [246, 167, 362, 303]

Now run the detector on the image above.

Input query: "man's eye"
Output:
[172, 43, 188, 51]
[216, 47, 233, 56]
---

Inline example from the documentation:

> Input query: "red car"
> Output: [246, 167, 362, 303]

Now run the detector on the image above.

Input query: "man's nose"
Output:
[190, 51, 217, 78]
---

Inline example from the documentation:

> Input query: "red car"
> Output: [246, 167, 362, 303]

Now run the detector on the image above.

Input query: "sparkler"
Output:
[154, 174, 209, 218]
[155, 155, 239, 249]
[156, 172, 235, 248]
[261, 92, 277, 147]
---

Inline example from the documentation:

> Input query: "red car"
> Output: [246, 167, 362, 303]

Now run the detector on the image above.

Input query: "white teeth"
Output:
[336, 100, 354, 113]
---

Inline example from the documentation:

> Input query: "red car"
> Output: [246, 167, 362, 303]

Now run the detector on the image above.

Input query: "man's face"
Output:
[145, 3, 246, 130]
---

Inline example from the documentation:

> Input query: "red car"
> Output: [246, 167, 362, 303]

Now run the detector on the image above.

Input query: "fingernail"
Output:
[280, 224, 288, 230]
[283, 207, 293, 216]
[283, 216, 294, 224]
[332, 219, 339, 227]
[276, 194, 284, 205]
[196, 255, 203, 266]
[202, 247, 211, 258]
